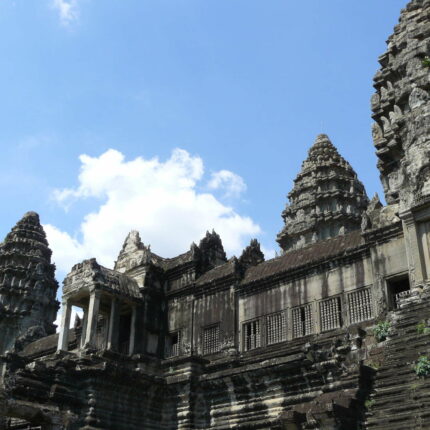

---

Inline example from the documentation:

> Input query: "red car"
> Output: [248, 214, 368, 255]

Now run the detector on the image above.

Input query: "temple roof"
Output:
[277, 134, 368, 252]
[195, 258, 238, 286]
[244, 230, 364, 285]
[64, 258, 141, 300]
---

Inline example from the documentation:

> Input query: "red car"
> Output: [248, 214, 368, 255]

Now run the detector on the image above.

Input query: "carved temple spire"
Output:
[114, 230, 152, 273]
[198, 230, 227, 273]
[372, 0, 430, 209]
[239, 239, 265, 272]
[277, 134, 368, 252]
[0, 212, 59, 354]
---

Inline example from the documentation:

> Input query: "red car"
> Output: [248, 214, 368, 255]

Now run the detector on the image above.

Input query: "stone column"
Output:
[129, 305, 137, 355]
[401, 210, 426, 287]
[57, 298, 72, 351]
[107, 298, 120, 351]
[85, 290, 101, 348]
[80, 307, 88, 348]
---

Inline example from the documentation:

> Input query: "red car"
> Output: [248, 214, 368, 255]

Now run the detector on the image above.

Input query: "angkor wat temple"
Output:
[1, 0, 430, 428]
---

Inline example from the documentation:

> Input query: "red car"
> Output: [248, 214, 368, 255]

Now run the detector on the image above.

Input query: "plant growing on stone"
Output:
[364, 398, 375, 410]
[373, 321, 391, 342]
[414, 356, 430, 377]
[422, 56, 430, 68]
[416, 321, 430, 335]
[367, 361, 379, 370]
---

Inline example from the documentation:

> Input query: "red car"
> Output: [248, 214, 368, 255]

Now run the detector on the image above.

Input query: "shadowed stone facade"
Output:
[1, 0, 430, 429]
[0, 212, 59, 361]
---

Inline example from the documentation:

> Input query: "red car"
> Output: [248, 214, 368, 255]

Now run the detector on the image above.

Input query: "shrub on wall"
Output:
[416, 321, 430, 335]
[373, 321, 391, 342]
[414, 356, 430, 377]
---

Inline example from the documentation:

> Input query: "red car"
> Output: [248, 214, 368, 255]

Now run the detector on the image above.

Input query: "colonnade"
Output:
[57, 289, 137, 355]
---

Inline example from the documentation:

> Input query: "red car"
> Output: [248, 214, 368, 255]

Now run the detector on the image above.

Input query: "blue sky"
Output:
[0, 0, 407, 282]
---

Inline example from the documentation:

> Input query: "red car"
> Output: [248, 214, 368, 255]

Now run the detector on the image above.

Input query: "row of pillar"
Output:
[57, 290, 137, 355]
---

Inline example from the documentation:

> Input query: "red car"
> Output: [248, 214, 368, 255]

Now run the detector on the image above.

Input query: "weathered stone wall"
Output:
[192, 286, 236, 356]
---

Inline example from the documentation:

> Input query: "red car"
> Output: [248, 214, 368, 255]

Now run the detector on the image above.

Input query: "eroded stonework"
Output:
[1, 0, 430, 429]
[372, 0, 430, 209]
[0, 212, 59, 356]
[277, 134, 368, 252]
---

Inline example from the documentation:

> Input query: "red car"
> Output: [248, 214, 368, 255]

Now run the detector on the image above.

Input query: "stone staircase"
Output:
[365, 293, 430, 429]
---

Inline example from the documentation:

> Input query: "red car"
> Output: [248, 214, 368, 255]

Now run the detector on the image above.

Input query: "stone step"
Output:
[362, 299, 430, 429]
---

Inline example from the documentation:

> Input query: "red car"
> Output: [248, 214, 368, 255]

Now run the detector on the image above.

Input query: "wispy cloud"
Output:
[51, 0, 79, 26]
[208, 169, 247, 198]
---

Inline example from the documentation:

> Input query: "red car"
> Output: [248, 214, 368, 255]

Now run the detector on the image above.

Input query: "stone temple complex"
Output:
[1, 0, 430, 428]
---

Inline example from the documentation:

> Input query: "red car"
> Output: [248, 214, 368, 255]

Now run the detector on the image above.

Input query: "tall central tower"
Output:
[372, 0, 430, 210]
[277, 134, 368, 252]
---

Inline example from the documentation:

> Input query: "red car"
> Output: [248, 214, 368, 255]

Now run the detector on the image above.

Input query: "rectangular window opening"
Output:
[243, 320, 260, 351]
[203, 324, 220, 355]
[266, 312, 287, 345]
[387, 275, 410, 310]
[166, 331, 181, 358]
[320, 297, 342, 332]
[292, 304, 313, 338]
[348, 288, 373, 324]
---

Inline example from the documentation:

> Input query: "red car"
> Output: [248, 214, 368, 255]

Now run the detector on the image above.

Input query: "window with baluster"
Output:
[292, 304, 313, 338]
[203, 324, 220, 355]
[319, 296, 342, 332]
[266, 312, 287, 345]
[243, 320, 261, 351]
[348, 288, 373, 323]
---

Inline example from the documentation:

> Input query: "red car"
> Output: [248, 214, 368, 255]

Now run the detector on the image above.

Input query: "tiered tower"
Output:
[372, 0, 430, 209]
[277, 134, 368, 252]
[0, 212, 59, 355]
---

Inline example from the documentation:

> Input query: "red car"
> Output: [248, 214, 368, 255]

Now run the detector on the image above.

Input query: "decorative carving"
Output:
[277, 134, 368, 251]
[372, 1, 430, 209]
[0, 212, 59, 356]
[238, 239, 264, 272]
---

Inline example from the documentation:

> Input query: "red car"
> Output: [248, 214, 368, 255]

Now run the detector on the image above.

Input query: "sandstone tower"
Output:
[277, 134, 368, 252]
[1, 1, 430, 429]
[0, 212, 59, 357]
[372, 0, 430, 210]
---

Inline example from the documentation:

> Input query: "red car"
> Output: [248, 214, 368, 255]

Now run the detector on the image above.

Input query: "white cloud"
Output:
[47, 148, 262, 275]
[208, 169, 247, 197]
[51, 0, 79, 26]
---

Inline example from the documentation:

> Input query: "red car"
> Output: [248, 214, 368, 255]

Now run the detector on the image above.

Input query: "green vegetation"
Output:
[414, 356, 430, 377]
[416, 321, 430, 335]
[373, 321, 391, 342]
[422, 56, 430, 68]
[365, 398, 375, 410]
[367, 361, 380, 370]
